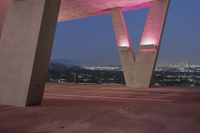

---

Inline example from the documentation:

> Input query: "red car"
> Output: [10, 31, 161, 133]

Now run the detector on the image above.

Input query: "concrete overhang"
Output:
[58, 0, 154, 22]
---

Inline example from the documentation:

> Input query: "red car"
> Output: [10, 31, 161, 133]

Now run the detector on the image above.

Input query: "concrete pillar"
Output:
[111, 0, 170, 88]
[133, 0, 170, 88]
[0, 0, 61, 106]
[111, 7, 135, 86]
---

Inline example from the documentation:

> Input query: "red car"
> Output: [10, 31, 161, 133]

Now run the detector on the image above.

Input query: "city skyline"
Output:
[52, 0, 200, 65]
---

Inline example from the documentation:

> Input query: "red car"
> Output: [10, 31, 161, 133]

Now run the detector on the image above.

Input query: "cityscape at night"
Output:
[49, 62, 200, 87]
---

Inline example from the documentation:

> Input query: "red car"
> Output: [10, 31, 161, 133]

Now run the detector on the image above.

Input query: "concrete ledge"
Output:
[118, 46, 130, 51]
[140, 44, 158, 49]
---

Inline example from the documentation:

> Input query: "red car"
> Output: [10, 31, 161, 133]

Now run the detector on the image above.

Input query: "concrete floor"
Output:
[0, 84, 200, 133]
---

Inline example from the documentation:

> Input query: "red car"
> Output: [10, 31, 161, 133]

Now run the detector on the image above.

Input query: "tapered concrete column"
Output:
[0, 0, 61, 106]
[111, 7, 135, 86]
[111, 0, 170, 88]
[133, 0, 170, 87]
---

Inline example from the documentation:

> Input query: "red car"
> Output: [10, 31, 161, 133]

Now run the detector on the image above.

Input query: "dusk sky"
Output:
[52, 0, 200, 66]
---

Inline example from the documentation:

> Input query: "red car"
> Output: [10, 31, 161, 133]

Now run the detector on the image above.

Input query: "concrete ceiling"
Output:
[58, 0, 154, 22]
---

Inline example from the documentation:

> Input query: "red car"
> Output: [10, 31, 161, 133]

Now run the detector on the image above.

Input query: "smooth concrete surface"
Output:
[0, 0, 61, 106]
[0, 0, 165, 22]
[111, 7, 135, 86]
[0, 0, 9, 37]
[133, 0, 170, 88]
[118, 47, 135, 86]
[112, 0, 169, 88]
[0, 84, 200, 133]
[132, 51, 158, 87]
[58, 0, 153, 21]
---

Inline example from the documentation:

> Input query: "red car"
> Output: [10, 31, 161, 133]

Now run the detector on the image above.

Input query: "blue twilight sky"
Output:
[51, 0, 200, 66]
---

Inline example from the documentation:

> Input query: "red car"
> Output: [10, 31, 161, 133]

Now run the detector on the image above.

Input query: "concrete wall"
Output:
[0, 0, 61, 106]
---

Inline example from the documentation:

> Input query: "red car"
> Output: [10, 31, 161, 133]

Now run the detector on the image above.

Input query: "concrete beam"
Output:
[0, 0, 61, 106]
[111, 0, 170, 88]
[133, 0, 170, 88]
[111, 7, 135, 86]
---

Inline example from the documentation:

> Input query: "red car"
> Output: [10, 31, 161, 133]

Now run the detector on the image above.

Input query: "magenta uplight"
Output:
[59, 0, 154, 22]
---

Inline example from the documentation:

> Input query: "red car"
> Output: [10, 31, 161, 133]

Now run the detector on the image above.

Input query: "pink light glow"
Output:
[139, 0, 169, 47]
[122, 2, 151, 12]
[59, 0, 153, 22]
[93, 2, 151, 17]
[141, 37, 156, 45]
[119, 39, 130, 47]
